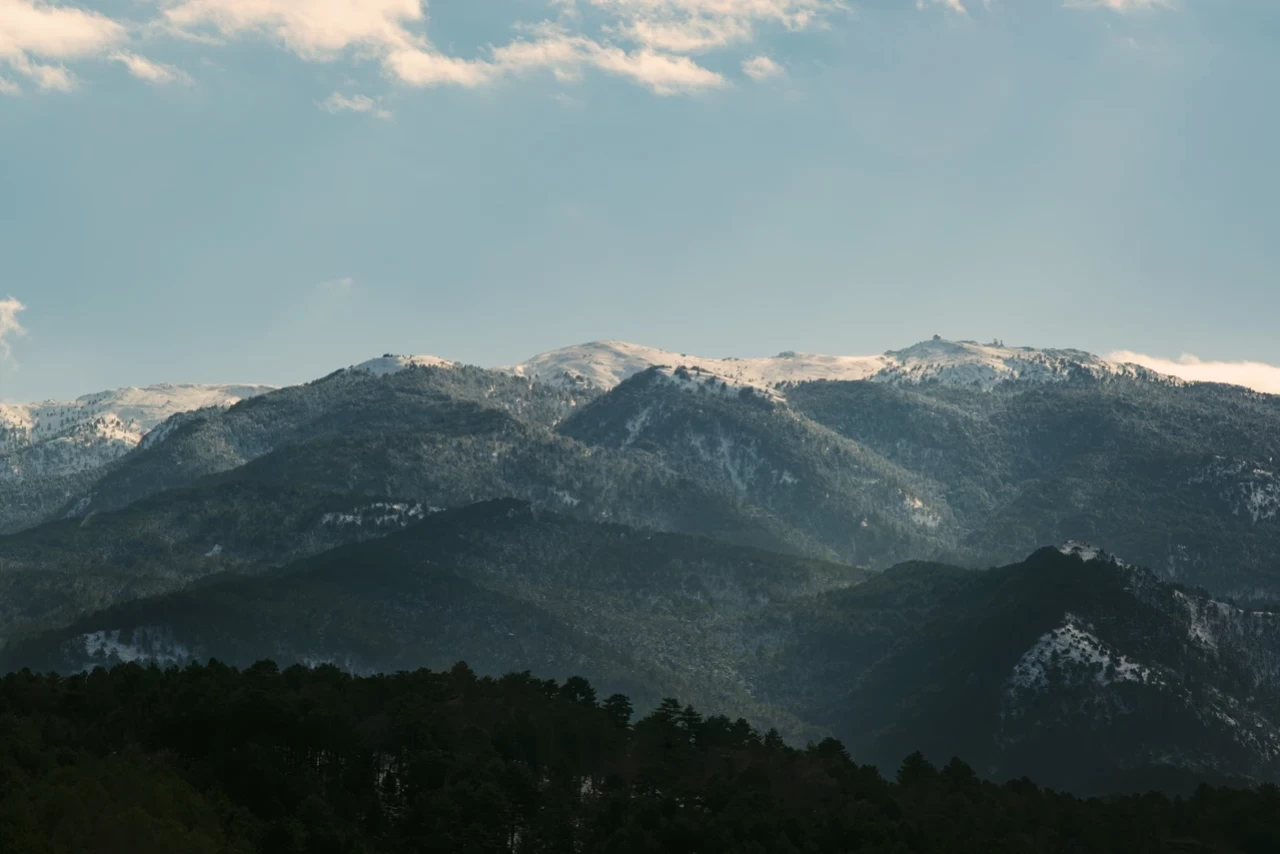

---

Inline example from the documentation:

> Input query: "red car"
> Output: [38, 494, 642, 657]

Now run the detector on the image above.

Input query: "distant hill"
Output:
[0, 382, 273, 533]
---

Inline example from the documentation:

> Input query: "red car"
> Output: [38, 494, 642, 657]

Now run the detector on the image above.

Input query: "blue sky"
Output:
[2, 0, 1278, 401]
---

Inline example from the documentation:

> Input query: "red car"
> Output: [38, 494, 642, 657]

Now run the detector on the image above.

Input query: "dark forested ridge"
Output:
[7, 505, 1280, 795]
[2, 660, 1280, 854]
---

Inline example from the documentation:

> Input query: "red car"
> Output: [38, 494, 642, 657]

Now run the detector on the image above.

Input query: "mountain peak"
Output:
[1, 383, 274, 446]
[878, 338, 1135, 387]
[350, 354, 458, 377]
[506, 337, 1164, 394]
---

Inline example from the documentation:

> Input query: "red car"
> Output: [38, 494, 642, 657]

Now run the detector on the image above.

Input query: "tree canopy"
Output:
[1, 660, 1279, 853]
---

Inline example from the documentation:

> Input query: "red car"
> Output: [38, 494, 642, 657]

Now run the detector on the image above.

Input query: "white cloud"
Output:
[742, 55, 783, 81]
[0, 297, 26, 361]
[916, 0, 968, 12]
[110, 50, 192, 85]
[321, 92, 392, 119]
[156, 0, 831, 95]
[586, 0, 841, 51]
[0, 0, 127, 91]
[4, 0, 1141, 100]
[0, 76, 19, 95]
[501, 33, 726, 94]
[1109, 351, 1280, 395]
[1064, 0, 1169, 10]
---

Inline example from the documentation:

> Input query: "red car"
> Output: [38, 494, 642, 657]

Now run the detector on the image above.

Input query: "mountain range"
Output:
[4, 336, 1280, 792]
[7, 504, 1279, 795]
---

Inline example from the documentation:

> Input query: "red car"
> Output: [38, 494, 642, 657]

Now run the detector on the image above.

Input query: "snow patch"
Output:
[320, 502, 431, 528]
[1010, 614, 1155, 690]
[903, 494, 941, 528]
[64, 495, 92, 520]
[688, 431, 762, 495]
[1059, 541, 1102, 562]
[77, 628, 191, 668]
[623, 406, 652, 447]
[548, 488, 581, 508]
[351, 354, 457, 376]
[1057, 540, 1129, 567]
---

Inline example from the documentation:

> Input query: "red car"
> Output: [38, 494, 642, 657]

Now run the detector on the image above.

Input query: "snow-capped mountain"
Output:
[503, 337, 1167, 394]
[349, 354, 458, 376]
[0, 382, 273, 533]
[0, 383, 274, 452]
[504, 340, 887, 392]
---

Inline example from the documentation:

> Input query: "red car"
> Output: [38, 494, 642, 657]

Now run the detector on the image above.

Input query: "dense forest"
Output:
[1, 661, 1278, 853]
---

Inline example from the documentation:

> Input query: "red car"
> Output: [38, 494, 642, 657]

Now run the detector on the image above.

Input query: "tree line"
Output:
[0, 659, 1277, 853]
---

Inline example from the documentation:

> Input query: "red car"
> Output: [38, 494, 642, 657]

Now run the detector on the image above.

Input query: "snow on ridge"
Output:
[880, 338, 1152, 388]
[350, 354, 457, 376]
[504, 337, 1177, 395]
[1010, 613, 1156, 690]
[1, 383, 274, 449]
[503, 339, 887, 394]
[1056, 540, 1134, 569]
[653, 364, 787, 403]
[1059, 541, 1104, 563]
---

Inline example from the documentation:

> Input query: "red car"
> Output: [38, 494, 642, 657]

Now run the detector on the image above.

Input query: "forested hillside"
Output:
[8, 504, 1280, 793]
[2, 661, 1279, 854]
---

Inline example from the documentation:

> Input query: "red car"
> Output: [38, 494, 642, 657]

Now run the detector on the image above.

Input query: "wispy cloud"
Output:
[157, 1, 745, 95]
[0, 0, 1168, 99]
[1109, 351, 1280, 395]
[742, 55, 784, 81]
[0, 297, 27, 361]
[110, 51, 192, 85]
[1064, 0, 1170, 11]
[320, 92, 392, 119]
[916, 0, 968, 12]
[0, 0, 126, 91]
[1, 1, 193, 93]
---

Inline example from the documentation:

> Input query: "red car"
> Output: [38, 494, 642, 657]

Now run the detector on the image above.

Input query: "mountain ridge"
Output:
[8, 512, 1280, 793]
[502, 337, 1176, 395]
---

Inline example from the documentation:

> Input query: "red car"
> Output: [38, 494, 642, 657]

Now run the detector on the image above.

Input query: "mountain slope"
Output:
[0, 382, 273, 533]
[2, 500, 865, 739]
[64, 363, 586, 520]
[786, 375, 1280, 599]
[559, 366, 958, 567]
[765, 544, 1280, 793]
[58, 362, 823, 563]
[0, 481, 431, 643]
[7, 498, 1280, 792]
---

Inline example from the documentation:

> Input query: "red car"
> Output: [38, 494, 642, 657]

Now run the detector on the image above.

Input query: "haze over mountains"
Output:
[5, 335, 1280, 793]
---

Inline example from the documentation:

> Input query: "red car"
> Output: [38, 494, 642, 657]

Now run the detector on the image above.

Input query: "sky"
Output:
[2, 0, 1278, 402]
